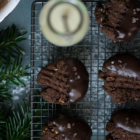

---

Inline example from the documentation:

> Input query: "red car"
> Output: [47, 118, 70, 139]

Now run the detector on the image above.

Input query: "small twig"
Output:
[0, 71, 21, 81]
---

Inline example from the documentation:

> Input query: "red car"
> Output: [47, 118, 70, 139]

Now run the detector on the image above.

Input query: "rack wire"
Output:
[31, 1, 140, 140]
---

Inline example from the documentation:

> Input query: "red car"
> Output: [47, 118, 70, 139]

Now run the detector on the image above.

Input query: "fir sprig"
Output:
[0, 25, 30, 102]
[0, 109, 7, 140]
[0, 24, 26, 59]
[0, 88, 12, 102]
[0, 56, 30, 86]
[0, 91, 50, 139]
[6, 100, 30, 140]
[0, 24, 32, 139]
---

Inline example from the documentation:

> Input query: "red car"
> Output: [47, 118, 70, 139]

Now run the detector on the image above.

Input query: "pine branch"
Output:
[0, 24, 26, 61]
[0, 91, 51, 139]
[0, 109, 7, 140]
[6, 100, 30, 140]
[0, 56, 30, 86]
[0, 88, 12, 102]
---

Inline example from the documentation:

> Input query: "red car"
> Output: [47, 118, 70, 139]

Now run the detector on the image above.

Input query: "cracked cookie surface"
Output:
[94, 0, 140, 43]
[98, 54, 140, 104]
[106, 110, 140, 140]
[37, 58, 89, 105]
[41, 113, 92, 140]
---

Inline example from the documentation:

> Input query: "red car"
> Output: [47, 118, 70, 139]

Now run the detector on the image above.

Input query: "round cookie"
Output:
[37, 58, 89, 105]
[106, 110, 140, 140]
[98, 53, 140, 104]
[41, 113, 92, 140]
[94, 0, 140, 43]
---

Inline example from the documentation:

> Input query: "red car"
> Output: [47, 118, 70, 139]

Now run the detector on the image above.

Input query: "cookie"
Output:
[106, 110, 140, 140]
[37, 58, 89, 105]
[98, 53, 140, 104]
[41, 113, 92, 140]
[94, 0, 140, 43]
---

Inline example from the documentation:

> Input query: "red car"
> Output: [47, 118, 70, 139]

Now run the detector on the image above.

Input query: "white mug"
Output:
[39, 0, 90, 47]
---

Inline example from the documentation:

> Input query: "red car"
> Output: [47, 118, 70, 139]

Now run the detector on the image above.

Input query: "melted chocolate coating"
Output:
[66, 58, 89, 103]
[48, 113, 92, 140]
[111, 110, 140, 134]
[116, 0, 140, 42]
[103, 53, 140, 80]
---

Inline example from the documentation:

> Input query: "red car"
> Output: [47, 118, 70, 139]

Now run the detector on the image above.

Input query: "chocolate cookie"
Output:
[98, 53, 140, 104]
[41, 113, 92, 140]
[37, 58, 89, 105]
[94, 0, 140, 43]
[106, 110, 140, 140]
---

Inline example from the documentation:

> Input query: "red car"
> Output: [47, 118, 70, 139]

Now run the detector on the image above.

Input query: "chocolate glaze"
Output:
[116, 0, 140, 42]
[66, 58, 89, 104]
[49, 113, 92, 140]
[111, 110, 140, 134]
[103, 53, 140, 80]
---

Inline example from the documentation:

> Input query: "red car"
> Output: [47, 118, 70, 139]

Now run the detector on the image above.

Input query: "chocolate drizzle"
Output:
[66, 58, 89, 103]
[103, 53, 140, 80]
[48, 113, 92, 140]
[111, 110, 140, 134]
[116, 0, 140, 42]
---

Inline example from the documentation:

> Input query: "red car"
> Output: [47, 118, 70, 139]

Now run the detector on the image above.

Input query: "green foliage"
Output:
[0, 56, 30, 86]
[0, 24, 26, 60]
[0, 109, 7, 140]
[6, 100, 30, 140]
[0, 25, 31, 139]
[0, 88, 12, 102]
[0, 24, 30, 102]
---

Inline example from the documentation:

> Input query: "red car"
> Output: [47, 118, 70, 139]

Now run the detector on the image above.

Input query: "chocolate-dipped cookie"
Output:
[37, 58, 89, 105]
[41, 113, 92, 140]
[94, 0, 140, 43]
[106, 110, 140, 140]
[98, 53, 140, 104]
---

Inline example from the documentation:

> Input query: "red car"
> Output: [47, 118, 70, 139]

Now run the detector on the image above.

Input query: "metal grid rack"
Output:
[31, 1, 140, 140]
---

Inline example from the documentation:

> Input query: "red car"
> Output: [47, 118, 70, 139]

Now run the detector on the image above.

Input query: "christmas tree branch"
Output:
[0, 25, 30, 102]
[0, 24, 26, 60]
[0, 56, 30, 86]
[6, 100, 30, 140]
[0, 108, 7, 140]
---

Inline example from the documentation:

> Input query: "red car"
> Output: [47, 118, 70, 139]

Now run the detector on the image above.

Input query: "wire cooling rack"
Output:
[31, 1, 140, 140]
